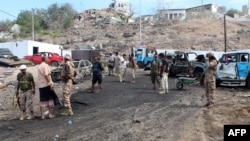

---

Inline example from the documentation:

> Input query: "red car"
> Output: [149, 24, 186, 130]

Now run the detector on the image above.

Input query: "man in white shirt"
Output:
[119, 54, 128, 83]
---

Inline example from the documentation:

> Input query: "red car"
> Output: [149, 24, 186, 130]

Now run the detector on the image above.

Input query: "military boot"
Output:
[68, 108, 74, 116]
[61, 107, 74, 116]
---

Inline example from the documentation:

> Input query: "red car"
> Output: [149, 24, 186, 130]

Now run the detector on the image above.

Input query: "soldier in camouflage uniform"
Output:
[61, 54, 75, 116]
[150, 54, 161, 90]
[16, 65, 36, 120]
[204, 52, 217, 108]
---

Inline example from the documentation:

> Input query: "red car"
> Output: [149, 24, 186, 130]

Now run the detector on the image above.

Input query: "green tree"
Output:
[226, 8, 242, 17]
[16, 9, 48, 37]
[47, 3, 76, 30]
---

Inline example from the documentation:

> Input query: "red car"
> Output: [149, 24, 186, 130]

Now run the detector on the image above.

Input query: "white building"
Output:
[157, 4, 218, 21]
[186, 4, 218, 13]
[0, 40, 62, 59]
[158, 9, 186, 20]
[109, 0, 130, 16]
[242, 5, 250, 15]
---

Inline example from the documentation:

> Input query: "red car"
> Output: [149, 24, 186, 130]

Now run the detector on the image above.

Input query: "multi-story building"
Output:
[109, 0, 130, 16]
[157, 4, 218, 21]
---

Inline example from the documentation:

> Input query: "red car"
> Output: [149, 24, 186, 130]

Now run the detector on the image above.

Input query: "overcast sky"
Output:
[0, 0, 248, 21]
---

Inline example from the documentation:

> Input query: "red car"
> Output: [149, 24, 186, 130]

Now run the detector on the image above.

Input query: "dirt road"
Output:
[1, 70, 250, 141]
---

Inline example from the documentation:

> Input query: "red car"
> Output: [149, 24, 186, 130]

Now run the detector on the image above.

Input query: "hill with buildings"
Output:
[36, 9, 250, 55]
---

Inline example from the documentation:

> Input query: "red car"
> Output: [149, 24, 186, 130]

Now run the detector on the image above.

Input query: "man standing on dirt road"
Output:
[91, 56, 104, 93]
[37, 56, 55, 119]
[16, 65, 36, 120]
[108, 53, 115, 76]
[119, 54, 129, 83]
[130, 53, 137, 83]
[204, 52, 217, 108]
[159, 53, 169, 94]
[150, 54, 161, 90]
[61, 54, 75, 116]
[114, 52, 120, 76]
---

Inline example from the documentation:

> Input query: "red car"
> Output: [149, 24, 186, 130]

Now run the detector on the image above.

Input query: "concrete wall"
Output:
[0, 40, 61, 58]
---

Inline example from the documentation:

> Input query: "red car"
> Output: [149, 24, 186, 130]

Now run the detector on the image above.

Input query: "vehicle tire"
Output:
[169, 66, 175, 77]
[246, 76, 250, 89]
[176, 82, 184, 90]
[216, 79, 222, 87]
[200, 73, 205, 86]
[51, 73, 57, 82]
[137, 61, 144, 69]
[51, 61, 58, 67]
[144, 62, 151, 70]
[193, 68, 203, 80]
[12, 56, 20, 61]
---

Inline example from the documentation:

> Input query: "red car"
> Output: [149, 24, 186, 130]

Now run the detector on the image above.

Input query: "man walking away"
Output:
[150, 54, 161, 90]
[61, 54, 75, 116]
[204, 52, 217, 108]
[16, 65, 36, 120]
[91, 56, 104, 93]
[130, 54, 137, 83]
[159, 53, 169, 94]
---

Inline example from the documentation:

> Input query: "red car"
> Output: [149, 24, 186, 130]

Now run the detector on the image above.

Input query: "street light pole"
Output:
[139, 0, 142, 46]
[32, 9, 34, 41]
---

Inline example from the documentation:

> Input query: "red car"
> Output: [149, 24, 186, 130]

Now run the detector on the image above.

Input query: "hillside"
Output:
[26, 11, 250, 54]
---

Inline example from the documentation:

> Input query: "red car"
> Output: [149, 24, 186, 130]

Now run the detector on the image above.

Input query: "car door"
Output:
[84, 60, 92, 75]
[173, 51, 190, 76]
[217, 53, 237, 79]
[236, 53, 248, 80]
[32, 52, 43, 64]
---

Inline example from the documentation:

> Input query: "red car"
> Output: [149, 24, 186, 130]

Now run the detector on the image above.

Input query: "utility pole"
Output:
[224, 14, 227, 52]
[139, 0, 142, 46]
[32, 9, 34, 41]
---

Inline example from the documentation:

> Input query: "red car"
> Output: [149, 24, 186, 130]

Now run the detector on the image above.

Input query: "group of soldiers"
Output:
[16, 54, 74, 120]
[15, 51, 217, 120]
[148, 52, 217, 107]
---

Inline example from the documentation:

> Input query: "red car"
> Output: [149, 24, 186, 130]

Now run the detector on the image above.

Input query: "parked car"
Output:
[51, 60, 92, 84]
[216, 51, 250, 88]
[24, 52, 63, 66]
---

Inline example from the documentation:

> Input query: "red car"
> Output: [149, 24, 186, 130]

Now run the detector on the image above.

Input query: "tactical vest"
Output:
[61, 61, 74, 79]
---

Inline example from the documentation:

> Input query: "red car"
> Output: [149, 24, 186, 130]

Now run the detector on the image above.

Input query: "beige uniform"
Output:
[204, 59, 217, 105]
[61, 61, 74, 109]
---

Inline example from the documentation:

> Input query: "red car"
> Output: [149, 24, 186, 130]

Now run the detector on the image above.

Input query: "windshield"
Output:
[135, 49, 143, 57]
[220, 54, 237, 63]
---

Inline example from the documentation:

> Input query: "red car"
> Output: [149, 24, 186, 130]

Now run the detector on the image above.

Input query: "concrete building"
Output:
[242, 5, 250, 15]
[157, 4, 218, 21]
[109, 0, 130, 16]
[158, 9, 186, 20]
[0, 40, 62, 58]
[186, 4, 218, 13]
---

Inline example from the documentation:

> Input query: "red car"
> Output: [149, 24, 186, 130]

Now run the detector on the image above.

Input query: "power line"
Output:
[0, 9, 17, 19]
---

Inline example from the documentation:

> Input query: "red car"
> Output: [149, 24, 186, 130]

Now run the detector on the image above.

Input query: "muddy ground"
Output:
[1, 69, 250, 141]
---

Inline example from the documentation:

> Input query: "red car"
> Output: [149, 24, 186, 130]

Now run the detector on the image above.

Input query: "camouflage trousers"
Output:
[63, 79, 73, 108]
[204, 81, 216, 104]
[150, 72, 160, 84]
[19, 90, 33, 112]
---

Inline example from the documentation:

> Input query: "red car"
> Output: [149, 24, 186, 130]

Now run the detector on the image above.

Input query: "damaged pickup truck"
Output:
[216, 51, 250, 88]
